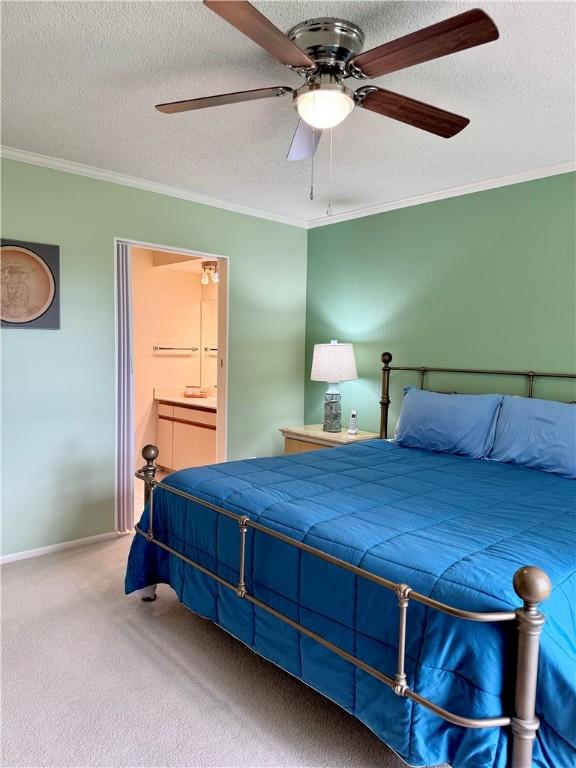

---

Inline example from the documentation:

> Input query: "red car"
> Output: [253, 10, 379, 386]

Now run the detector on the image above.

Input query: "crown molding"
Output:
[0, 146, 309, 229]
[2, 146, 574, 231]
[307, 161, 576, 228]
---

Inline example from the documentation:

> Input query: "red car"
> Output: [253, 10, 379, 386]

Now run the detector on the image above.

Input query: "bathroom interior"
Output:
[131, 247, 223, 517]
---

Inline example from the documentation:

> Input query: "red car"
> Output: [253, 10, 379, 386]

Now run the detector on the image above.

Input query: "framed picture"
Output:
[1, 239, 60, 329]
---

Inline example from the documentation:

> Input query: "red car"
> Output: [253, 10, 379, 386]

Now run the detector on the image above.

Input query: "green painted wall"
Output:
[305, 173, 576, 432]
[1, 159, 307, 556]
[3, 164, 574, 557]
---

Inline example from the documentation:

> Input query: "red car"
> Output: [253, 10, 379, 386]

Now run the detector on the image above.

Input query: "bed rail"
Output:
[379, 351, 576, 439]
[135, 445, 551, 767]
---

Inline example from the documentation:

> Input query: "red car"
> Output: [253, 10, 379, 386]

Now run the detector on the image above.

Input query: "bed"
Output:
[125, 354, 576, 768]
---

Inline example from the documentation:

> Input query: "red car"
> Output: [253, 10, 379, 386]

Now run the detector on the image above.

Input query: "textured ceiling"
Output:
[2, 1, 575, 225]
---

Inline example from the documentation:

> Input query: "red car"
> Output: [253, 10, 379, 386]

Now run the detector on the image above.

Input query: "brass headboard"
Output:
[379, 352, 576, 439]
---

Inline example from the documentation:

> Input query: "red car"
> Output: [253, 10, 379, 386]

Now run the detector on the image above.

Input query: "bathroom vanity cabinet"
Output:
[156, 401, 216, 470]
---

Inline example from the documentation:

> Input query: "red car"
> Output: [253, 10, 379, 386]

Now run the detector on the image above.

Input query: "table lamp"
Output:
[311, 340, 358, 432]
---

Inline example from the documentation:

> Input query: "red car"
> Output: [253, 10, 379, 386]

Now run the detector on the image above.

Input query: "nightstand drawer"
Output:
[280, 425, 380, 454]
[284, 437, 330, 455]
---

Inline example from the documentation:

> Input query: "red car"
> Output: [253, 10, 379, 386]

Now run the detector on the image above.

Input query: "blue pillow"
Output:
[489, 396, 576, 478]
[395, 387, 503, 459]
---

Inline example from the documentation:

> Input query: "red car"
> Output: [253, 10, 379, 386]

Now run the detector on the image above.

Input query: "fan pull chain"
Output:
[310, 126, 315, 200]
[329, 127, 333, 183]
[326, 128, 334, 216]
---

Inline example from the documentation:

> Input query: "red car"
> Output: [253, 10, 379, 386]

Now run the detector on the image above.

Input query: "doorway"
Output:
[114, 239, 228, 532]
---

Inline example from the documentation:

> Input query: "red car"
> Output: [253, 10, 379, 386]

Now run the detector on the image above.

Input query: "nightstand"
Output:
[279, 425, 380, 454]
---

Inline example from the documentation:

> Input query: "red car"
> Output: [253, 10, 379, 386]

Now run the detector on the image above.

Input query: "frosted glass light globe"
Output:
[296, 88, 354, 130]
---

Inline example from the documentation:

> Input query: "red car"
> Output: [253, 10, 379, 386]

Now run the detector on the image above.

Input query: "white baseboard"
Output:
[0, 531, 125, 565]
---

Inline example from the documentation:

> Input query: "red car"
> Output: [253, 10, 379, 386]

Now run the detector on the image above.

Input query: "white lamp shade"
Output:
[311, 342, 358, 384]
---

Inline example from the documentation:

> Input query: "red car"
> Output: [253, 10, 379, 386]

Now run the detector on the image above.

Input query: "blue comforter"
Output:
[126, 441, 576, 768]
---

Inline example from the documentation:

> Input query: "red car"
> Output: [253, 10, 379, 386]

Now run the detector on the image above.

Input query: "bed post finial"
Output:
[513, 566, 551, 609]
[511, 566, 551, 768]
[141, 444, 159, 505]
[380, 352, 393, 439]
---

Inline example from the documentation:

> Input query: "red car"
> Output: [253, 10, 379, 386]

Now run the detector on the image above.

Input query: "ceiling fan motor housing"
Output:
[288, 17, 364, 124]
[287, 18, 365, 73]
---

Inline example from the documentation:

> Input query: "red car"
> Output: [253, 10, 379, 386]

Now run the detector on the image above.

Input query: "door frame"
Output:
[113, 237, 229, 532]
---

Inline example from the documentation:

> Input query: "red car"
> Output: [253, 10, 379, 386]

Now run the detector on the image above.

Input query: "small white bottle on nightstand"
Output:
[347, 410, 359, 435]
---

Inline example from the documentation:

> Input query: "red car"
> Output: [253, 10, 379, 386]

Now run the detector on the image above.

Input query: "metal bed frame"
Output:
[134, 353, 576, 768]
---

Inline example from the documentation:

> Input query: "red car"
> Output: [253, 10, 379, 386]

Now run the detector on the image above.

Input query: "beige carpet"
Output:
[1, 536, 444, 768]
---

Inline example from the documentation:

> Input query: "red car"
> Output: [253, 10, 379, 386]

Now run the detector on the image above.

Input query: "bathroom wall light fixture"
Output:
[201, 261, 219, 285]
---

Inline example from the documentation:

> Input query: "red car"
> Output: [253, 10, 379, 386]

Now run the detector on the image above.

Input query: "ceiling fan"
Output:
[156, 1, 499, 161]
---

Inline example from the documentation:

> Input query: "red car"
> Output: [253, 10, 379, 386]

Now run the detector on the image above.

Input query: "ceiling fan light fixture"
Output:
[295, 84, 354, 130]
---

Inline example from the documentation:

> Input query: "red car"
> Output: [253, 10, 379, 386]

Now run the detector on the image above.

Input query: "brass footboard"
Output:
[135, 445, 550, 768]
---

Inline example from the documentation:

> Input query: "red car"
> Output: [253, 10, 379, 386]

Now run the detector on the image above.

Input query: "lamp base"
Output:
[323, 392, 342, 432]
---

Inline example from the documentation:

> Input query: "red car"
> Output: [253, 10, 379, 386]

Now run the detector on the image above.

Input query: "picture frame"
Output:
[1, 239, 60, 329]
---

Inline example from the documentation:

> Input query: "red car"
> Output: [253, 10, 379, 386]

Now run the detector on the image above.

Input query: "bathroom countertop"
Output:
[155, 394, 217, 410]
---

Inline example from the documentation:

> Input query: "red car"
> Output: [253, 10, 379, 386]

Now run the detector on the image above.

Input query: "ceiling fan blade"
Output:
[156, 86, 292, 114]
[287, 120, 322, 162]
[349, 9, 499, 78]
[357, 87, 469, 138]
[203, 0, 314, 69]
